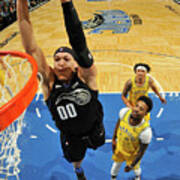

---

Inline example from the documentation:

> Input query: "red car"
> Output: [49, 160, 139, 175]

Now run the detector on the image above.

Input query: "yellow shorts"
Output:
[0, 70, 5, 86]
[112, 150, 141, 170]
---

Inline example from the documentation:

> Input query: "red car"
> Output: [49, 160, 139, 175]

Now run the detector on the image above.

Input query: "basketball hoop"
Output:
[0, 51, 38, 179]
[0, 51, 38, 131]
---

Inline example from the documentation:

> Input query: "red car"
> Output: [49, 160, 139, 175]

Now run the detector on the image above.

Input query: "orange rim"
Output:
[0, 51, 38, 131]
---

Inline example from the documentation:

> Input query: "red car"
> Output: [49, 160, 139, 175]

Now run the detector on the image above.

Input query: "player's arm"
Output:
[124, 127, 152, 172]
[112, 118, 121, 153]
[61, 0, 97, 90]
[17, 0, 51, 98]
[124, 142, 149, 172]
[149, 77, 167, 104]
[121, 79, 133, 108]
[112, 108, 129, 153]
[16, 0, 49, 73]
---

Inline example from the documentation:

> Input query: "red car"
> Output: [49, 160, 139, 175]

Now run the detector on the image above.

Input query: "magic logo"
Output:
[82, 10, 132, 34]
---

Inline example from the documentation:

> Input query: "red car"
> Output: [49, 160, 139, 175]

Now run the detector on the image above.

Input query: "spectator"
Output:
[3, 3, 11, 26]
[9, 0, 16, 21]
[0, 0, 5, 9]
[0, 0, 50, 31]
[0, 9, 4, 30]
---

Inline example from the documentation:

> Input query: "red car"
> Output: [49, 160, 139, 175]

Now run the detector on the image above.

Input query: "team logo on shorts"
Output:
[82, 10, 131, 34]
[55, 88, 91, 106]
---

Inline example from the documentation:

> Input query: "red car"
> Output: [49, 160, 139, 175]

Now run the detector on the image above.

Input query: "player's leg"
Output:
[73, 161, 86, 180]
[110, 161, 122, 180]
[126, 157, 141, 180]
[111, 151, 124, 179]
[133, 168, 142, 180]
[60, 133, 87, 180]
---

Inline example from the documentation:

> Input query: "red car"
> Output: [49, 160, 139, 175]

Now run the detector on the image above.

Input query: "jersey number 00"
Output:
[57, 103, 77, 120]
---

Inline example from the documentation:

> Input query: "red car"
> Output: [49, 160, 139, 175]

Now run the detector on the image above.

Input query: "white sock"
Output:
[134, 167, 141, 178]
[110, 162, 122, 177]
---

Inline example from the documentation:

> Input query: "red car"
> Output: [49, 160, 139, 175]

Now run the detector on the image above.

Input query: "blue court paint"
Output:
[82, 10, 131, 34]
[13, 93, 180, 179]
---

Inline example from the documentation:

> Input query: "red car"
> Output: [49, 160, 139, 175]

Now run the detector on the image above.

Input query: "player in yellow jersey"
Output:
[0, 57, 11, 86]
[110, 96, 153, 180]
[121, 63, 166, 121]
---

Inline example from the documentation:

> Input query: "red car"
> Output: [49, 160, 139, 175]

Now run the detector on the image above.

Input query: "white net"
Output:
[0, 54, 33, 180]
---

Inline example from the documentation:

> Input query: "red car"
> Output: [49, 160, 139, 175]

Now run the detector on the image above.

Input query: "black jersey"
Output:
[46, 72, 103, 136]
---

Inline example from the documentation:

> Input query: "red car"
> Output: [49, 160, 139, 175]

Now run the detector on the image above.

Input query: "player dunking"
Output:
[17, 0, 105, 179]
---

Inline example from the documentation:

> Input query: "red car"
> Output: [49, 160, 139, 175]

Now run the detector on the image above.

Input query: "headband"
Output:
[53, 46, 78, 61]
[136, 65, 147, 72]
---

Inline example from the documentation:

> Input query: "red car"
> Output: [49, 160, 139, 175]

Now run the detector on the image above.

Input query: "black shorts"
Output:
[60, 133, 87, 163]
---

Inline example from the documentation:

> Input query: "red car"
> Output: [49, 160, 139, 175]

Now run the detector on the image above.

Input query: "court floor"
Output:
[14, 93, 180, 180]
[0, 0, 180, 179]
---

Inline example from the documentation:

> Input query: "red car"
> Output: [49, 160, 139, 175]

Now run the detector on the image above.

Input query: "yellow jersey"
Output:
[0, 69, 5, 86]
[116, 109, 150, 157]
[129, 75, 150, 106]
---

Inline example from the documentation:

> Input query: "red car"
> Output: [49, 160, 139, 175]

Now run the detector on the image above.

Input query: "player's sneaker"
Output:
[75, 172, 87, 180]
[75, 167, 87, 180]
[134, 176, 141, 180]
[111, 175, 117, 180]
